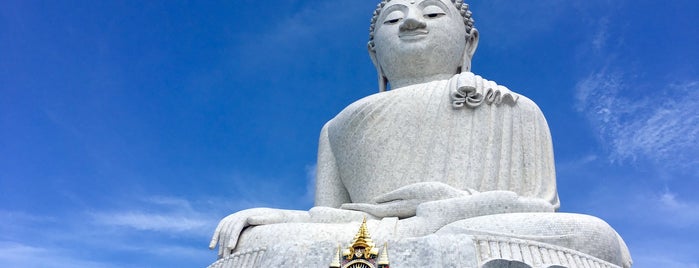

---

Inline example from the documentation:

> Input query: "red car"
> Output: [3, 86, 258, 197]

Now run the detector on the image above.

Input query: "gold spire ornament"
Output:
[345, 218, 379, 260]
[378, 243, 389, 266]
[329, 217, 389, 268]
[330, 244, 342, 268]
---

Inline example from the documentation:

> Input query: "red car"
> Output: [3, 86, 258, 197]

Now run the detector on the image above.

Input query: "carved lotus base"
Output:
[206, 234, 621, 268]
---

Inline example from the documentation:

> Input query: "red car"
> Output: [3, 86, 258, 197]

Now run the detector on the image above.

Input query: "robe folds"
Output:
[322, 72, 559, 208]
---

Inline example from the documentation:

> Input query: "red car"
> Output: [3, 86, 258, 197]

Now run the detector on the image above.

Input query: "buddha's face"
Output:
[372, 0, 469, 88]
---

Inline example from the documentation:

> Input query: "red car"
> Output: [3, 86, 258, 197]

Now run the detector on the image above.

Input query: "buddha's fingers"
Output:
[373, 183, 431, 203]
[340, 203, 376, 216]
[372, 189, 408, 204]
[211, 217, 234, 257]
[223, 220, 247, 257]
[209, 223, 222, 250]
[218, 237, 226, 258]
[218, 219, 235, 257]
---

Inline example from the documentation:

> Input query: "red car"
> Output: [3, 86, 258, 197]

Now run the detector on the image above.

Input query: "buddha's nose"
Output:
[399, 15, 426, 32]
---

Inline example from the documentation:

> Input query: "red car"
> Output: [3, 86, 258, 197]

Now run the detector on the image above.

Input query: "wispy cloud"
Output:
[628, 234, 699, 268]
[89, 195, 218, 237]
[0, 210, 56, 224]
[571, 13, 699, 262]
[573, 4, 699, 172]
[587, 185, 699, 229]
[574, 181, 699, 267]
[556, 154, 598, 174]
[575, 185, 698, 268]
[303, 163, 317, 204]
[591, 17, 610, 52]
[0, 195, 232, 267]
[654, 189, 699, 228]
[0, 242, 116, 268]
[91, 211, 210, 233]
[575, 71, 699, 170]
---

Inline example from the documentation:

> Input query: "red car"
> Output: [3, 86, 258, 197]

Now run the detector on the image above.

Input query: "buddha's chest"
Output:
[329, 94, 478, 203]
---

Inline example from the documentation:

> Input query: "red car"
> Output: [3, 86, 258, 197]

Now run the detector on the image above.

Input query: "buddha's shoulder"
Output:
[474, 74, 545, 115]
[504, 93, 551, 130]
[330, 89, 412, 119]
[512, 93, 544, 113]
[325, 76, 547, 127]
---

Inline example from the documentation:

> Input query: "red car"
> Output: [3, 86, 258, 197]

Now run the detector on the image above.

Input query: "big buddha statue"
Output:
[207, 1, 632, 267]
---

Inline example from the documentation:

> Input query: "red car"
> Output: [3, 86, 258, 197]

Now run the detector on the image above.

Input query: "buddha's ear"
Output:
[461, 28, 480, 73]
[368, 43, 388, 92]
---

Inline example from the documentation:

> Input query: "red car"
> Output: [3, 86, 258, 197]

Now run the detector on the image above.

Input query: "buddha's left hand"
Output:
[394, 191, 556, 236]
[415, 190, 556, 227]
[340, 182, 474, 218]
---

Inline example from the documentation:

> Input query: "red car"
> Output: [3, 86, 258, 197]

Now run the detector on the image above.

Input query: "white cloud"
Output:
[0, 195, 227, 267]
[556, 154, 598, 174]
[629, 236, 699, 268]
[0, 210, 56, 224]
[573, 3, 699, 172]
[146, 195, 194, 209]
[0, 210, 58, 242]
[303, 163, 317, 204]
[575, 72, 699, 170]
[91, 211, 210, 233]
[577, 186, 699, 267]
[0, 242, 116, 268]
[654, 189, 699, 227]
[596, 188, 699, 228]
[145, 244, 210, 258]
[659, 190, 684, 210]
[89, 195, 218, 236]
[591, 17, 609, 51]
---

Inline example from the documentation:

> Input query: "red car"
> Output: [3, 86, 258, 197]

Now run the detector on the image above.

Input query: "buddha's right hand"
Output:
[209, 208, 309, 258]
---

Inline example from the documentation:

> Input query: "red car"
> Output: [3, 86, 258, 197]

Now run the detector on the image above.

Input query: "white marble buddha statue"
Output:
[207, 1, 632, 267]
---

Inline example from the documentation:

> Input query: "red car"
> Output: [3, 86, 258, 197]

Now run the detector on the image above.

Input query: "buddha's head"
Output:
[368, 0, 479, 91]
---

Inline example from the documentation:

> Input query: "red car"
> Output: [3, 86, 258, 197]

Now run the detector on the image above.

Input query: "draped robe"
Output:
[218, 73, 631, 268]
[317, 72, 559, 209]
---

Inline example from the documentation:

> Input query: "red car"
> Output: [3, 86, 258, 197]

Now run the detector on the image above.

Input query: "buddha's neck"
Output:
[389, 73, 454, 90]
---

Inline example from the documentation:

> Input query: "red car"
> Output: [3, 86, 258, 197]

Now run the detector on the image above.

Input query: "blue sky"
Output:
[1, 1, 697, 267]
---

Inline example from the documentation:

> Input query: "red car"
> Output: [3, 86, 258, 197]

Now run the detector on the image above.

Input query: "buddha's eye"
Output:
[423, 5, 446, 19]
[425, 13, 444, 18]
[383, 10, 404, 25]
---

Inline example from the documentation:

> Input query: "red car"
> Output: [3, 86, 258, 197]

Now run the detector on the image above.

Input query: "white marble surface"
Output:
[317, 73, 558, 210]
[209, 232, 624, 268]
[207, 0, 632, 267]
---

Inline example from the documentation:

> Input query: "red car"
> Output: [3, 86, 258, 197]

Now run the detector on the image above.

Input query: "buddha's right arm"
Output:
[314, 122, 351, 208]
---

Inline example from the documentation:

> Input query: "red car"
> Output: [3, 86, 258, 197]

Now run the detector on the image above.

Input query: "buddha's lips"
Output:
[399, 30, 429, 38]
